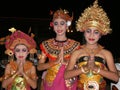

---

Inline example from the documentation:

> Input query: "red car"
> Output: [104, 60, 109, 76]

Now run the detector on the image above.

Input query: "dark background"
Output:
[0, 0, 120, 60]
[0, 0, 119, 89]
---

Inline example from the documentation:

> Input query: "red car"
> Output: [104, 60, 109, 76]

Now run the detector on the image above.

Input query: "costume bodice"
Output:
[41, 38, 80, 86]
[77, 56, 106, 65]
[40, 38, 80, 61]
[4, 61, 36, 90]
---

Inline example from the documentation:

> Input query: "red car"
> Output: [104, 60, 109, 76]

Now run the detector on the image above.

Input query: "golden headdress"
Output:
[5, 28, 37, 56]
[76, 0, 112, 35]
[53, 8, 73, 21]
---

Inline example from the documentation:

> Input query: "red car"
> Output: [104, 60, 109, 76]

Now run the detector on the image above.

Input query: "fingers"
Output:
[17, 62, 24, 75]
[87, 55, 95, 69]
[59, 47, 64, 63]
[56, 47, 64, 64]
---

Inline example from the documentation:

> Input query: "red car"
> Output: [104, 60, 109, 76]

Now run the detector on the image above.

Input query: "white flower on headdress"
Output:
[67, 21, 71, 26]
[9, 27, 16, 33]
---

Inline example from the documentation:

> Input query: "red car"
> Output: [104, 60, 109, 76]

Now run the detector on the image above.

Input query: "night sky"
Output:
[0, 0, 120, 60]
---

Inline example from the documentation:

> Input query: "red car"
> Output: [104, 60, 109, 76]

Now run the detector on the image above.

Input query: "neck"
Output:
[85, 43, 99, 49]
[17, 59, 26, 64]
[55, 36, 67, 41]
[83, 44, 103, 56]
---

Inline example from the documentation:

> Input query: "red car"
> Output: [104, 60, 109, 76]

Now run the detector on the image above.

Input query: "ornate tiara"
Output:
[76, 0, 112, 35]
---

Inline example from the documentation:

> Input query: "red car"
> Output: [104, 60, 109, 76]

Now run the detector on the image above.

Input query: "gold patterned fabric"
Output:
[77, 57, 107, 90]
[40, 38, 80, 61]
[45, 64, 61, 86]
[11, 76, 27, 90]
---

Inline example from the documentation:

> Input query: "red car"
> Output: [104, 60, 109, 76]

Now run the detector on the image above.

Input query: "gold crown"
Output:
[76, 0, 112, 35]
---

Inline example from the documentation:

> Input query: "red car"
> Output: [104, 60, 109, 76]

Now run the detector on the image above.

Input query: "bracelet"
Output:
[25, 76, 29, 80]
[81, 66, 85, 73]
[81, 66, 89, 73]
[49, 62, 55, 67]
[23, 73, 29, 80]
[93, 66, 100, 74]
[96, 67, 100, 73]
[11, 74, 17, 79]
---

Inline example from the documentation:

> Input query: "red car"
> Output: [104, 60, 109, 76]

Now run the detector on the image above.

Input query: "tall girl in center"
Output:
[37, 9, 80, 90]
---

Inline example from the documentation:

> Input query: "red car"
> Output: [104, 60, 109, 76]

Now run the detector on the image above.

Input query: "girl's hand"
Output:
[87, 55, 95, 69]
[18, 62, 24, 75]
[55, 47, 64, 64]
[87, 55, 100, 73]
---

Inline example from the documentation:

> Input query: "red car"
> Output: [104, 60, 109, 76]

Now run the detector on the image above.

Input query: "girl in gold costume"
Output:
[2, 28, 38, 90]
[37, 9, 80, 90]
[64, 0, 119, 90]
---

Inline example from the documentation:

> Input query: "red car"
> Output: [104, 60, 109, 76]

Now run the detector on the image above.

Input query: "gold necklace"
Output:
[82, 44, 103, 56]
